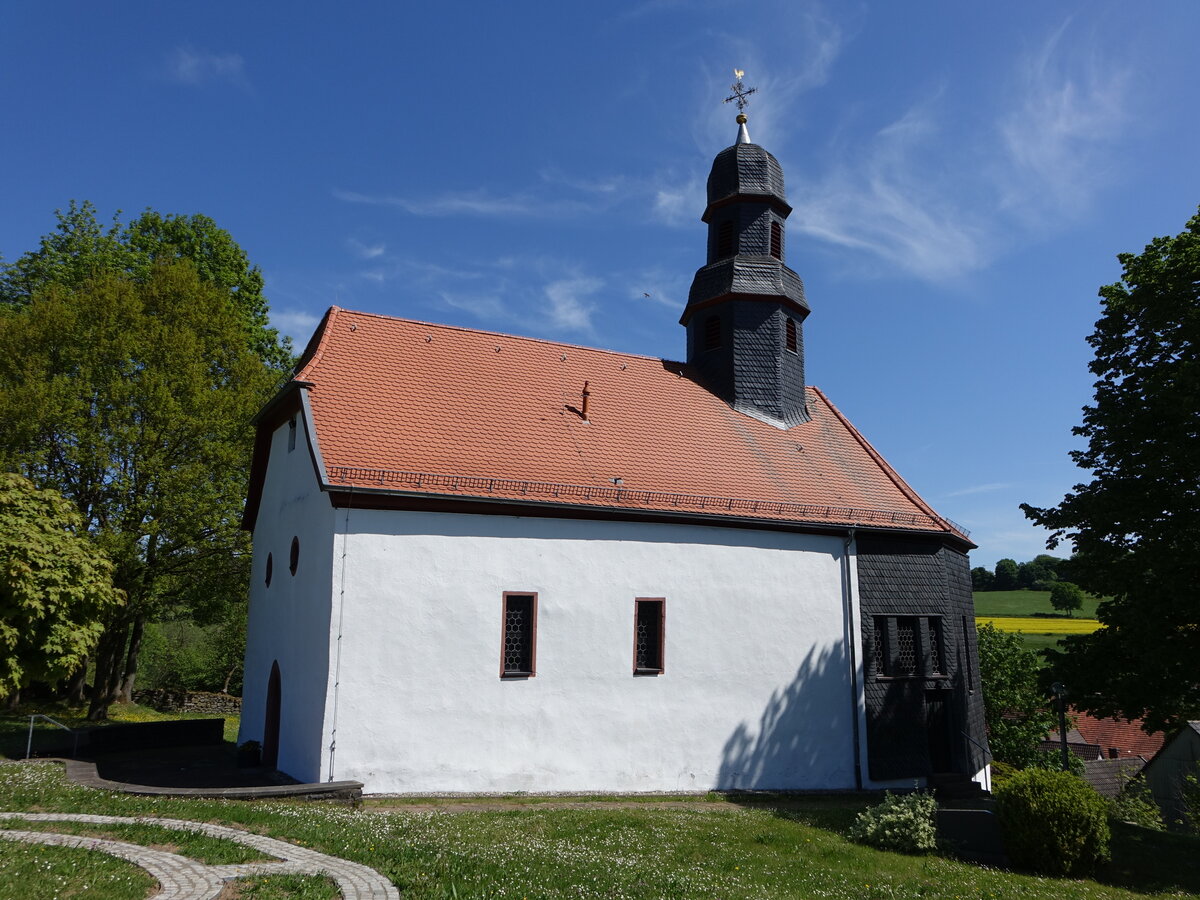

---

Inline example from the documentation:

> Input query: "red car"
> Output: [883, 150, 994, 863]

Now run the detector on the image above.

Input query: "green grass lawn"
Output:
[0, 701, 239, 760]
[1, 761, 1197, 899]
[973, 589, 1103, 619]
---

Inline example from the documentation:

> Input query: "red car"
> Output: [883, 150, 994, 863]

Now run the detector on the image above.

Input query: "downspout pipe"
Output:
[843, 527, 863, 790]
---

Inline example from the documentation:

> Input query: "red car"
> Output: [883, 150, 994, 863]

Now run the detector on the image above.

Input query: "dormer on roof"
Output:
[682, 109, 810, 428]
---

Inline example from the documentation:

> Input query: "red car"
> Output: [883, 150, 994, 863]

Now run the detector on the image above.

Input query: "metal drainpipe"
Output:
[843, 527, 863, 790]
[327, 486, 352, 782]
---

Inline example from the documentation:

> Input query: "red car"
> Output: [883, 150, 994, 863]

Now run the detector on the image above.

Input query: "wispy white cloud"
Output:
[270, 308, 321, 342]
[998, 20, 1131, 218]
[792, 99, 993, 281]
[785, 19, 1132, 282]
[650, 172, 704, 227]
[333, 188, 543, 218]
[626, 267, 688, 310]
[167, 46, 247, 87]
[438, 291, 509, 320]
[543, 276, 602, 334]
[944, 482, 1014, 499]
[346, 238, 386, 259]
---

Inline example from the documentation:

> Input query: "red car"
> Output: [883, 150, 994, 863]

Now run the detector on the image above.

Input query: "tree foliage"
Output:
[971, 566, 995, 591]
[0, 201, 292, 371]
[993, 558, 1019, 591]
[1022, 208, 1200, 732]
[0, 474, 124, 698]
[1049, 582, 1085, 616]
[976, 623, 1057, 767]
[0, 261, 278, 717]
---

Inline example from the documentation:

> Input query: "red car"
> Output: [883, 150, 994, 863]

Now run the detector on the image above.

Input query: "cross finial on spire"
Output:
[723, 68, 757, 114]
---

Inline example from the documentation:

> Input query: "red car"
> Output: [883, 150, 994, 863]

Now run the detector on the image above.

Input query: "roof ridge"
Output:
[330, 307, 673, 363]
[294, 306, 342, 382]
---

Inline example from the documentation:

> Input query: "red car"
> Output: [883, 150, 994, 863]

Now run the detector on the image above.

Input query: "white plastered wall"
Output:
[240, 407, 336, 783]
[325, 509, 861, 793]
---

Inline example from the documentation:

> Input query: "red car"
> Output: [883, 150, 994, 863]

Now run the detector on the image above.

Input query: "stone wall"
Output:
[133, 689, 242, 716]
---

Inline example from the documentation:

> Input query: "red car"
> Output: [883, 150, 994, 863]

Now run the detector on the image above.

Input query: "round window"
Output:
[289, 537, 300, 575]
[265, 553, 273, 587]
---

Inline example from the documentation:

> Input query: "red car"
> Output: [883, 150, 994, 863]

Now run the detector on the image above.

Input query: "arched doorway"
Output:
[262, 661, 281, 769]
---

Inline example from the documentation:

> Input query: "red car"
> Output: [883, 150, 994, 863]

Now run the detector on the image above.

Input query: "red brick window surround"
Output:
[501, 592, 537, 678]
[634, 598, 665, 674]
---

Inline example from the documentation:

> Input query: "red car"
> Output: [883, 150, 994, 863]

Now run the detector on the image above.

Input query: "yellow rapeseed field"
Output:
[977, 616, 1100, 634]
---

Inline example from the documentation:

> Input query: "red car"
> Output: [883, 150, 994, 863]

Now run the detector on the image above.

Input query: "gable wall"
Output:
[240, 405, 337, 782]
[326, 509, 859, 793]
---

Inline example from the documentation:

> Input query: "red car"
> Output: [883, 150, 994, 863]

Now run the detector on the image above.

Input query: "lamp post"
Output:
[1051, 682, 1069, 771]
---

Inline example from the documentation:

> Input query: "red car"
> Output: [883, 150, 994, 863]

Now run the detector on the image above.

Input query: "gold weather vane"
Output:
[723, 68, 757, 115]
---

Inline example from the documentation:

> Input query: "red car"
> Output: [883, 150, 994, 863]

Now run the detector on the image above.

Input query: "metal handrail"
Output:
[26, 714, 80, 760]
[961, 729, 989, 757]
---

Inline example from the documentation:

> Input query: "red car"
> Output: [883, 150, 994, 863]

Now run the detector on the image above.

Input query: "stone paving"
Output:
[0, 812, 399, 899]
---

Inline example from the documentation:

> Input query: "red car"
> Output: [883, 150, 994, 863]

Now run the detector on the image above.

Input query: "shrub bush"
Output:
[995, 768, 1110, 876]
[1180, 772, 1200, 834]
[848, 792, 938, 854]
[1107, 782, 1164, 831]
[988, 760, 1018, 787]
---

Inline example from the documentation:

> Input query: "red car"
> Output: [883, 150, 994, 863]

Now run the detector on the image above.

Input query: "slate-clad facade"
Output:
[857, 535, 988, 781]
[683, 132, 811, 426]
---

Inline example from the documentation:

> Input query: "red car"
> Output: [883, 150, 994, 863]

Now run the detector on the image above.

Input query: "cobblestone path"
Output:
[0, 812, 399, 899]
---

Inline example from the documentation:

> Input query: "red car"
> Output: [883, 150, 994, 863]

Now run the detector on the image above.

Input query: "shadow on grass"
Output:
[1097, 821, 1200, 896]
[718, 792, 873, 835]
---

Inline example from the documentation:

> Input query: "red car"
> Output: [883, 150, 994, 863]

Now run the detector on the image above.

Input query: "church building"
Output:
[239, 102, 990, 793]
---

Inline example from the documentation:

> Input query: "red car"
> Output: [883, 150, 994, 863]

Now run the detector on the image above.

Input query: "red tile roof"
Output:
[1070, 710, 1166, 760]
[283, 307, 967, 538]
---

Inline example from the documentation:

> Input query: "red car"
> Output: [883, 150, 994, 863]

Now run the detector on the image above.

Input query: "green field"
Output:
[972, 589, 1102, 619]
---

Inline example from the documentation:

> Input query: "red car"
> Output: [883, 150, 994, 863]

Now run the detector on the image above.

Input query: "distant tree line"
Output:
[971, 554, 1075, 592]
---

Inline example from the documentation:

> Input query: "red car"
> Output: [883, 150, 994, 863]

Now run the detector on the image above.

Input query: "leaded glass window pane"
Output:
[502, 594, 535, 675]
[873, 618, 886, 676]
[635, 599, 664, 672]
[927, 617, 944, 675]
[896, 617, 919, 675]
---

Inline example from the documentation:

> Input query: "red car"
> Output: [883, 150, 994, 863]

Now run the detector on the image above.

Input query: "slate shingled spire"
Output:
[682, 113, 810, 426]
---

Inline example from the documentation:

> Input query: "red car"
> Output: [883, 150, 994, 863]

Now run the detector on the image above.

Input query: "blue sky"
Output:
[4, 2, 1198, 569]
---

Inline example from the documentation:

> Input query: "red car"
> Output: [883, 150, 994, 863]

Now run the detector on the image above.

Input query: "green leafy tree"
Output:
[1034, 554, 1071, 581]
[1017, 559, 1056, 590]
[971, 566, 995, 591]
[0, 474, 124, 701]
[994, 558, 1019, 591]
[1022, 208, 1200, 733]
[0, 261, 278, 718]
[976, 623, 1058, 767]
[1, 201, 292, 371]
[1049, 582, 1085, 617]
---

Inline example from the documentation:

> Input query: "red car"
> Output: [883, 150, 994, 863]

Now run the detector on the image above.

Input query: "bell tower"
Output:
[681, 73, 810, 426]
